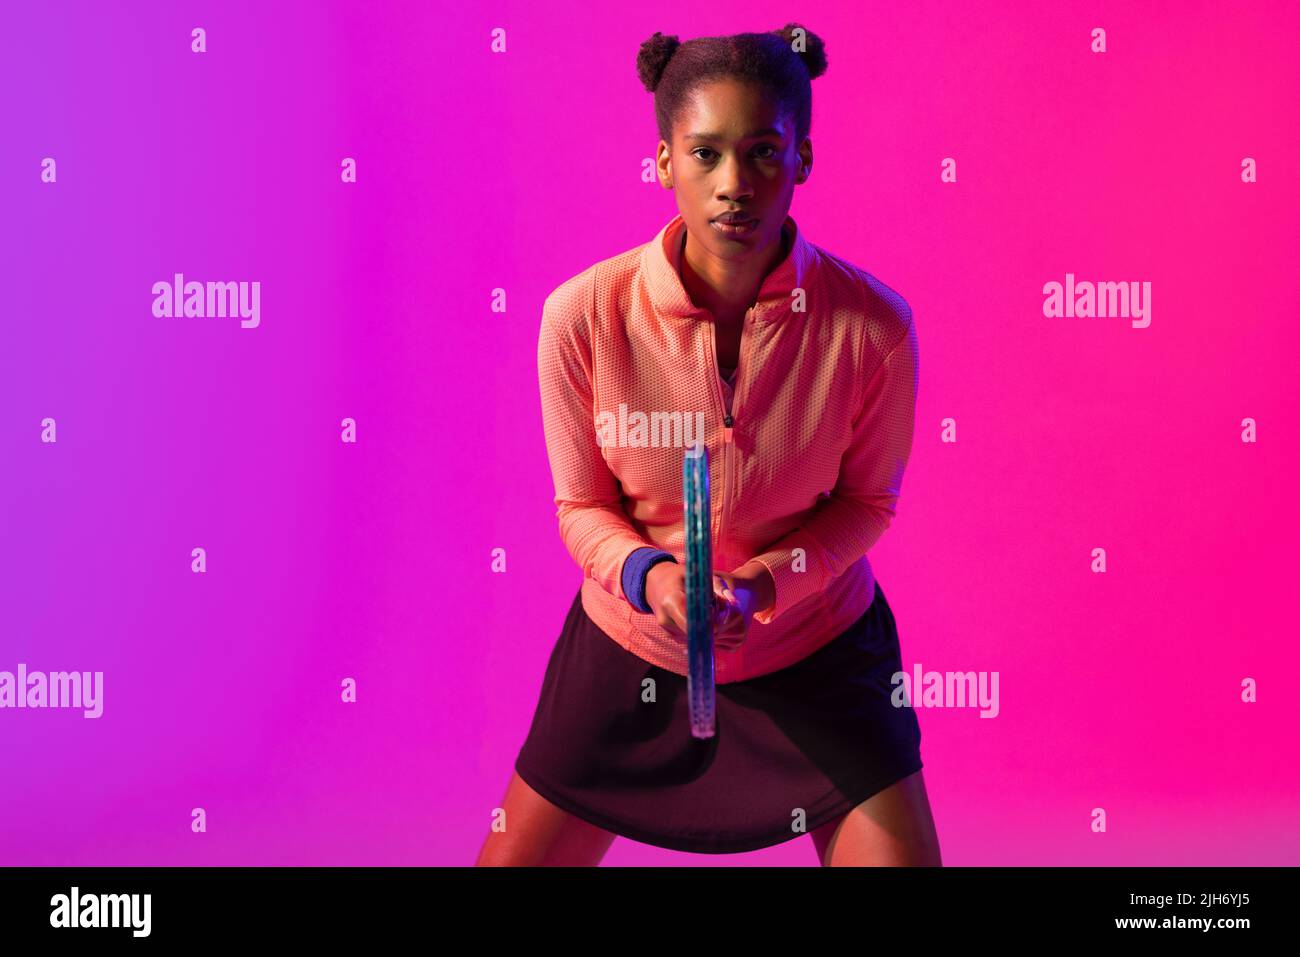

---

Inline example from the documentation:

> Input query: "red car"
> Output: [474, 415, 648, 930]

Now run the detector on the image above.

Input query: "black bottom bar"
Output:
[0, 866, 1286, 944]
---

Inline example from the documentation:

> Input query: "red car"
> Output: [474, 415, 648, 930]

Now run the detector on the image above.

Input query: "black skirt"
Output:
[514, 579, 923, 854]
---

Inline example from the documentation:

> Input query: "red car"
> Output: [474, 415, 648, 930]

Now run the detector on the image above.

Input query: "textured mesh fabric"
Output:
[537, 211, 918, 683]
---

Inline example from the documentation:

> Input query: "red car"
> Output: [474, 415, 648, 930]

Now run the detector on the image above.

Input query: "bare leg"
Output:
[809, 769, 941, 866]
[475, 771, 618, 867]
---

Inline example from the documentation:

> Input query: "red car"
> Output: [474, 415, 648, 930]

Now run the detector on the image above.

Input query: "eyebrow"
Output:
[683, 127, 784, 141]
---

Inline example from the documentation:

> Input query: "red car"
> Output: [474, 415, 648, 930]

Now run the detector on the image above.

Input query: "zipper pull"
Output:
[722, 417, 734, 444]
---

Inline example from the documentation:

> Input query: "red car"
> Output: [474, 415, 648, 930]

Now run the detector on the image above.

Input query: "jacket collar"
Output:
[641, 211, 815, 322]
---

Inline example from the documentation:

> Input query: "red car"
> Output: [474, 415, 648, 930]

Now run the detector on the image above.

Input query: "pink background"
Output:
[2, 1, 1297, 866]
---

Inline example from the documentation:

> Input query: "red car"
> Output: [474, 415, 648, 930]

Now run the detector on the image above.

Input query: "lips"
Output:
[710, 215, 758, 237]
[713, 212, 756, 224]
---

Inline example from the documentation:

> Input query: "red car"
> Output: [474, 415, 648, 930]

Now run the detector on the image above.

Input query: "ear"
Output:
[656, 140, 674, 189]
[794, 137, 813, 185]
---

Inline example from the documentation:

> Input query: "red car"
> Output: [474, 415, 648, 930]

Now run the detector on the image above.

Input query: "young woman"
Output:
[477, 23, 940, 866]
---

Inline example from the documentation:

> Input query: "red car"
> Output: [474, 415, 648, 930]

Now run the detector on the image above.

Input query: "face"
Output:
[657, 77, 812, 258]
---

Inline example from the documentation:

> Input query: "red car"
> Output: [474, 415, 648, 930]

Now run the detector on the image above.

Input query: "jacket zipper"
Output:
[707, 306, 755, 569]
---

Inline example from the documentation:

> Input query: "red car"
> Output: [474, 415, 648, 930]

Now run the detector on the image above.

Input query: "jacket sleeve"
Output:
[538, 278, 657, 605]
[748, 311, 919, 625]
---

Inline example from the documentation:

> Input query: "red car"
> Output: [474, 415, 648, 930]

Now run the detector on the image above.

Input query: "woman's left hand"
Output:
[710, 564, 776, 651]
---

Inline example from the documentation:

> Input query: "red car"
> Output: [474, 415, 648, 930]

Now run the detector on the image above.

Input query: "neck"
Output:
[680, 220, 789, 319]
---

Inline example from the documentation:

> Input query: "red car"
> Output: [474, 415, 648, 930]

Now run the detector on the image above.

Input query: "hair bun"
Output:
[772, 22, 828, 79]
[636, 31, 682, 92]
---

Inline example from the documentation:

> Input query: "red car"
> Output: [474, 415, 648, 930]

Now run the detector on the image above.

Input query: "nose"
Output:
[716, 155, 754, 203]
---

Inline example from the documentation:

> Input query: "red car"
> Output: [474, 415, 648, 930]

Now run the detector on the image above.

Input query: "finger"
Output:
[711, 602, 733, 630]
[714, 617, 743, 646]
[719, 626, 744, 647]
[659, 613, 685, 637]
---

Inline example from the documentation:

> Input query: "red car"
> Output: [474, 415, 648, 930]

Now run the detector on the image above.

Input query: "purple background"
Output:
[2, 1, 1298, 865]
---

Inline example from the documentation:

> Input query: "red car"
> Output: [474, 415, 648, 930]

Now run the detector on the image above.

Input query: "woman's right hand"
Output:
[644, 561, 739, 650]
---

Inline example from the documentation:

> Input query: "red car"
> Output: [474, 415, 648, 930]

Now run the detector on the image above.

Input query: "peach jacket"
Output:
[537, 212, 918, 683]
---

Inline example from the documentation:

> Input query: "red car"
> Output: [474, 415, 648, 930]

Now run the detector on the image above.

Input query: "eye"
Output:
[692, 145, 779, 161]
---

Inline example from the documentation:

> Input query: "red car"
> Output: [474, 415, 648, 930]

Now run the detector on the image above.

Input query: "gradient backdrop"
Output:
[2, 1, 1298, 866]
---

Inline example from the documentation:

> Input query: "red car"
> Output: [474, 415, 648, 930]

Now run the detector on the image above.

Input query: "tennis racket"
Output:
[683, 440, 716, 739]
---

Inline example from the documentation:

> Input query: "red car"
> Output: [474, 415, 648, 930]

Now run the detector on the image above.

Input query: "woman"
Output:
[477, 23, 940, 866]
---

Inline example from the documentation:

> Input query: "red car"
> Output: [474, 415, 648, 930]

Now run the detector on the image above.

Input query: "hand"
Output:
[644, 561, 739, 646]
[710, 563, 776, 651]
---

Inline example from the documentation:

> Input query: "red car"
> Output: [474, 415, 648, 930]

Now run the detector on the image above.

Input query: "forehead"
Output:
[677, 78, 792, 140]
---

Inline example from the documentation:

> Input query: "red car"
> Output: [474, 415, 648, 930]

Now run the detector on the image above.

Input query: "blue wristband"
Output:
[621, 547, 677, 613]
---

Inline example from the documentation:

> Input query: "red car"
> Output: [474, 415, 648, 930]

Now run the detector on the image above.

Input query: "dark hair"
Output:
[635, 23, 828, 146]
